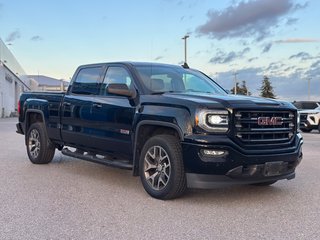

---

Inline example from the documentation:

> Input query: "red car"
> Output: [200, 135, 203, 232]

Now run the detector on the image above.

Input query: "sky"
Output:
[0, 0, 319, 100]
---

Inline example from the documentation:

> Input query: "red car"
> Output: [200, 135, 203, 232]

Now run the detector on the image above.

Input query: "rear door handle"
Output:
[92, 103, 102, 108]
[63, 102, 71, 106]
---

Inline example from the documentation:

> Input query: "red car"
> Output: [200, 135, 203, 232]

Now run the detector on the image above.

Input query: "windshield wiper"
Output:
[151, 91, 180, 95]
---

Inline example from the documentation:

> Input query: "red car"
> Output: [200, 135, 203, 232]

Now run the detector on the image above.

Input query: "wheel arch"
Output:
[132, 120, 184, 176]
[24, 110, 47, 145]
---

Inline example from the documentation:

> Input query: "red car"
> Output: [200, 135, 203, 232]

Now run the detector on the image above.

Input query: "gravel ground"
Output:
[0, 118, 319, 240]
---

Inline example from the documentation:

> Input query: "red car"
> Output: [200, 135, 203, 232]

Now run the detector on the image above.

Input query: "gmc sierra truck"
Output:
[16, 62, 303, 199]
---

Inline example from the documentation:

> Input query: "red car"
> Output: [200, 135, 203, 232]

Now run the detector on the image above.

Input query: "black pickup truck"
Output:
[17, 62, 303, 199]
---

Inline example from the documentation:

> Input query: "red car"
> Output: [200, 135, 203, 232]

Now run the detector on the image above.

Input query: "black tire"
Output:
[26, 122, 55, 164]
[318, 124, 320, 133]
[300, 128, 312, 133]
[139, 135, 187, 200]
[251, 180, 277, 186]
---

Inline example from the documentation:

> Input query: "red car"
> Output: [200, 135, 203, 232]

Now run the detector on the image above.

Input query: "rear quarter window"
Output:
[71, 67, 103, 95]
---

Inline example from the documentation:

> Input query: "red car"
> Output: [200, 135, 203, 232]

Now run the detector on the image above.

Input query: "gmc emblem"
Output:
[257, 117, 283, 126]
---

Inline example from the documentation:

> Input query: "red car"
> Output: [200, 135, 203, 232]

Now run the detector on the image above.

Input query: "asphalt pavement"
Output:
[0, 118, 319, 240]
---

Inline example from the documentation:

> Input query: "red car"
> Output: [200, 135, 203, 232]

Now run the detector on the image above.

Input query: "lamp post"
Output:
[307, 77, 311, 100]
[233, 72, 238, 95]
[182, 35, 189, 66]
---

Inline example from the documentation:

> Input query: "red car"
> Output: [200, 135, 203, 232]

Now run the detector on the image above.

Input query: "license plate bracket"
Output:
[264, 161, 288, 177]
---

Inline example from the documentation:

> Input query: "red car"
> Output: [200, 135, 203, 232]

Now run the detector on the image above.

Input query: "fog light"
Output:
[202, 149, 226, 156]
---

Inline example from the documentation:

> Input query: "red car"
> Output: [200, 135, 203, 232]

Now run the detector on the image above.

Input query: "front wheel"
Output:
[139, 135, 187, 200]
[26, 122, 55, 164]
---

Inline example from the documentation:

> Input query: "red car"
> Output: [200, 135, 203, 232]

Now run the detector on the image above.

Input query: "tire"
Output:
[318, 124, 320, 133]
[139, 135, 187, 200]
[300, 128, 312, 133]
[251, 180, 277, 186]
[26, 122, 55, 164]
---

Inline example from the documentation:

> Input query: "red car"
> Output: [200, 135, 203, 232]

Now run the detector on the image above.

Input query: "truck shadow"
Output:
[51, 152, 293, 204]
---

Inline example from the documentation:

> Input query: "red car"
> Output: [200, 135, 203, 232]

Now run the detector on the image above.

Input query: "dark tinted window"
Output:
[71, 67, 103, 95]
[293, 101, 319, 110]
[101, 67, 132, 95]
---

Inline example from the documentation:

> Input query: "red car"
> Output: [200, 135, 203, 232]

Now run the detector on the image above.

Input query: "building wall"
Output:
[0, 38, 30, 117]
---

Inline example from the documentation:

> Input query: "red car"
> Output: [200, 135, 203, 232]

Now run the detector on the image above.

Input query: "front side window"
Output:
[71, 67, 103, 95]
[101, 67, 132, 95]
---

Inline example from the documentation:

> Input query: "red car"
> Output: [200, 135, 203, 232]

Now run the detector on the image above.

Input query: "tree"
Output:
[260, 75, 276, 99]
[230, 80, 251, 95]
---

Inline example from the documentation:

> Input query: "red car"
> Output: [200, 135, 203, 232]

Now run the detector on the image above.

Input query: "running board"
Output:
[61, 148, 133, 170]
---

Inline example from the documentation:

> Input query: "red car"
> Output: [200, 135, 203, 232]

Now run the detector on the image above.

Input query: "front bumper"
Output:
[182, 134, 303, 188]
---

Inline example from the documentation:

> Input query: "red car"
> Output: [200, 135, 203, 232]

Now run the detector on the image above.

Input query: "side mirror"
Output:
[107, 83, 137, 98]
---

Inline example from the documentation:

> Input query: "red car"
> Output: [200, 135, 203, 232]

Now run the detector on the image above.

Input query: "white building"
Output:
[0, 38, 30, 117]
[28, 75, 69, 92]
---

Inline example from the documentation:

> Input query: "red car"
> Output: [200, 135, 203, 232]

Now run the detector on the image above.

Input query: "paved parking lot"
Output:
[0, 117, 319, 240]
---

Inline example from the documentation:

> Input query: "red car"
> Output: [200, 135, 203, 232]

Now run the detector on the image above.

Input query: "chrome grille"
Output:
[234, 110, 296, 146]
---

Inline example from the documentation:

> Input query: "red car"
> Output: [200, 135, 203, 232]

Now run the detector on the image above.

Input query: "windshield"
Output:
[135, 65, 227, 95]
[293, 101, 320, 110]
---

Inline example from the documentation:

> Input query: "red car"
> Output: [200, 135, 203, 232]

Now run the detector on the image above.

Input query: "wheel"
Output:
[300, 128, 312, 133]
[26, 122, 55, 164]
[251, 180, 277, 186]
[318, 124, 320, 133]
[139, 135, 187, 200]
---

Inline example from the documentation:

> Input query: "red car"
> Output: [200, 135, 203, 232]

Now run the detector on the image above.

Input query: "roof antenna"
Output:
[181, 35, 190, 69]
[182, 62, 189, 69]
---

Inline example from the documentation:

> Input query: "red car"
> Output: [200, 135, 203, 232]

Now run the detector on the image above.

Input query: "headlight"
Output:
[197, 109, 229, 132]
[297, 112, 300, 129]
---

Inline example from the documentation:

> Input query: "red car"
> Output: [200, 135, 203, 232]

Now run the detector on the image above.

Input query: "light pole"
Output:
[307, 77, 311, 100]
[233, 72, 238, 95]
[182, 35, 189, 66]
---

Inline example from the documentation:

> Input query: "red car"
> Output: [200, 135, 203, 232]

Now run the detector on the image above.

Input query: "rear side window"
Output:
[71, 67, 103, 95]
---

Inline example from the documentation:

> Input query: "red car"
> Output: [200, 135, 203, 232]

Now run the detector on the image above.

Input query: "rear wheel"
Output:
[139, 135, 186, 200]
[251, 180, 277, 186]
[26, 122, 55, 164]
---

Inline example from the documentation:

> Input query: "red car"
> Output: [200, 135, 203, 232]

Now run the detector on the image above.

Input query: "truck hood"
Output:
[157, 92, 292, 109]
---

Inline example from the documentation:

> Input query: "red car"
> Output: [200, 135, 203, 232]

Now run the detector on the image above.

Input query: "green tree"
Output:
[260, 75, 276, 99]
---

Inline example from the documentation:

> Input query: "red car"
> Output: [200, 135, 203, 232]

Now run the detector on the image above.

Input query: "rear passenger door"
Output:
[89, 64, 136, 157]
[61, 65, 104, 148]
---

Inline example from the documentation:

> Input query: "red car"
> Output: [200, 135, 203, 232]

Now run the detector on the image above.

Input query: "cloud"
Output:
[310, 60, 320, 69]
[196, 0, 302, 41]
[274, 38, 320, 43]
[248, 57, 258, 62]
[154, 56, 163, 61]
[265, 62, 285, 72]
[209, 47, 250, 64]
[289, 52, 311, 60]
[6, 30, 21, 42]
[293, 1, 308, 10]
[216, 66, 317, 101]
[286, 17, 298, 25]
[262, 43, 272, 53]
[30, 35, 43, 41]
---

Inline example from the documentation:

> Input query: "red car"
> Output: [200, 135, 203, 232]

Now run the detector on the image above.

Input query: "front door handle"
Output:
[63, 102, 71, 106]
[92, 103, 102, 108]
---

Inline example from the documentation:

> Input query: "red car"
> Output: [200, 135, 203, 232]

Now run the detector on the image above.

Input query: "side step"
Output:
[61, 148, 133, 170]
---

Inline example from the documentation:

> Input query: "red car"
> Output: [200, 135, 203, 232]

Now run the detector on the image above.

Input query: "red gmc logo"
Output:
[257, 117, 283, 126]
